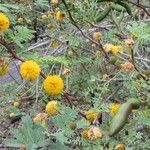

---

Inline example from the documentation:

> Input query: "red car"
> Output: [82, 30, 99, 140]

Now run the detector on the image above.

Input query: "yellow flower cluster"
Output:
[0, 63, 9, 76]
[103, 44, 122, 54]
[0, 12, 10, 32]
[20, 60, 41, 80]
[51, 0, 59, 5]
[56, 10, 65, 21]
[45, 100, 59, 116]
[109, 103, 121, 116]
[43, 75, 64, 95]
[115, 143, 126, 150]
[84, 110, 99, 123]
[81, 128, 89, 139]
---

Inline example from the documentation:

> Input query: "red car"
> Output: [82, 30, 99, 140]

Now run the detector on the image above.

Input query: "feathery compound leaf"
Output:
[4, 116, 47, 150]
[7, 26, 35, 48]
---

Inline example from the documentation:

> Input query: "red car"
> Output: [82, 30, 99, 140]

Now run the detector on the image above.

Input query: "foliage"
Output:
[0, 0, 150, 150]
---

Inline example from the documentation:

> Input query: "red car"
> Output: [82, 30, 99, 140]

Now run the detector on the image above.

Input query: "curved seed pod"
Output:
[109, 99, 140, 136]
[111, 3, 126, 12]
[109, 102, 132, 136]
[96, 6, 112, 22]
[116, 1, 132, 15]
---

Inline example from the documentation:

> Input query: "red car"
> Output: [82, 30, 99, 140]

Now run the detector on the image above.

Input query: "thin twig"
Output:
[61, 0, 109, 60]
[127, 0, 150, 16]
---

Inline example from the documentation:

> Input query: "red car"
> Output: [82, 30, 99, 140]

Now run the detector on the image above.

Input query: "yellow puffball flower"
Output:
[20, 60, 41, 80]
[0, 12, 10, 32]
[109, 103, 121, 116]
[47, 13, 53, 19]
[56, 11, 65, 21]
[17, 17, 24, 24]
[81, 128, 89, 139]
[115, 143, 125, 150]
[91, 43, 96, 48]
[103, 44, 114, 52]
[51, 0, 59, 5]
[43, 75, 64, 95]
[45, 101, 59, 116]
[0, 63, 9, 76]
[41, 14, 47, 20]
[84, 110, 98, 123]
[51, 40, 59, 48]
[13, 101, 20, 108]
[103, 44, 122, 54]
[93, 32, 102, 41]
[111, 45, 122, 55]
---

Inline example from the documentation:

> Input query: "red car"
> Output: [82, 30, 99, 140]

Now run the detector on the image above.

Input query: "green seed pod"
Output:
[109, 102, 132, 136]
[116, 1, 132, 15]
[109, 99, 140, 136]
[96, 6, 112, 22]
[111, 3, 126, 12]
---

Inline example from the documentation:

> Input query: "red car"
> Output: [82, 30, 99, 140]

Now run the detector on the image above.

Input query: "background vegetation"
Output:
[0, 0, 150, 150]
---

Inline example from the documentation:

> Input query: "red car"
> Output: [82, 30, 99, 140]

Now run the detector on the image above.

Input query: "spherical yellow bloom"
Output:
[51, 0, 59, 5]
[51, 40, 59, 48]
[45, 101, 59, 116]
[17, 17, 24, 24]
[115, 143, 125, 150]
[47, 13, 53, 19]
[103, 44, 122, 54]
[0, 63, 9, 76]
[43, 75, 64, 95]
[91, 43, 96, 48]
[56, 11, 65, 21]
[84, 110, 99, 123]
[20, 60, 41, 80]
[81, 128, 89, 139]
[109, 103, 121, 116]
[103, 44, 114, 52]
[93, 32, 102, 41]
[111, 45, 122, 54]
[13, 101, 20, 108]
[41, 14, 47, 20]
[0, 13, 10, 32]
